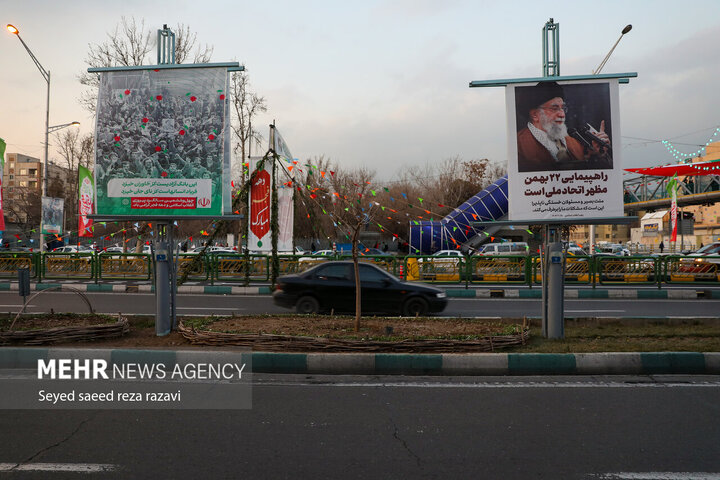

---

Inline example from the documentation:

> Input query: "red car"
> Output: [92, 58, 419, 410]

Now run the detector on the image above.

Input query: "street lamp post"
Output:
[7, 24, 80, 251]
[589, 24, 633, 254]
[593, 24, 633, 75]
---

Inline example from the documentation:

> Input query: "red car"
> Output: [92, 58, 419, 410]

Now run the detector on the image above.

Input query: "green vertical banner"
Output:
[78, 164, 94, 237]
[0, 137, 6, 232]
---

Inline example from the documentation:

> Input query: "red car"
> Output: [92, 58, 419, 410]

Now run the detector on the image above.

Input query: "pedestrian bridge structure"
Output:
[407, 172, 720, 254]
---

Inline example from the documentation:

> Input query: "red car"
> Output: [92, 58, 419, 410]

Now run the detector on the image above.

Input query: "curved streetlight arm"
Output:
[11, 32, 50, 83]
[593, 25, 632, 75]
[48, 122, 80, 134]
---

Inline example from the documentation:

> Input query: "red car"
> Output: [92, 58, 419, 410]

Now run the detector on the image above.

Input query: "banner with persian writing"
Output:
[93, 66, 230, 216]
[78, 164, 94, 237]
[506, 79, 623, 220]
[247, 157, 272, 252]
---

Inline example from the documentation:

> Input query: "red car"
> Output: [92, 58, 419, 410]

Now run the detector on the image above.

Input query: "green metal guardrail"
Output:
[664, 254, 720, 284]
[42, 252, 95, 281]
[0, 252, 37, 279]
[177, 253, 211, 282]
[3, 252, 718, 287]
[97, 253, 152, 281]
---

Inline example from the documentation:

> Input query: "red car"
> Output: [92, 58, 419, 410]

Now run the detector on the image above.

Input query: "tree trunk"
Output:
[352, 227, 361, 332]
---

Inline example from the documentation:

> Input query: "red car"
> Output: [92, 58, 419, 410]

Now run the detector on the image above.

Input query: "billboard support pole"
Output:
[542, 19, 564, 339]
[154, 222, 172, 336]
[542, 225, 564, 339]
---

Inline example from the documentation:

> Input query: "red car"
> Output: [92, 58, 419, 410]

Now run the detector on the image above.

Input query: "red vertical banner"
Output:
[250, 169, 271, 242]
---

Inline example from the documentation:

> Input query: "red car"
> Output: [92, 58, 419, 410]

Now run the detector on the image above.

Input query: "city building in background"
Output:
[2, 152, 41, 223]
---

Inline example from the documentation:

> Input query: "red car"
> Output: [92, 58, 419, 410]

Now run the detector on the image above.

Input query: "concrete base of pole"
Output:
[154, 225, 171, 336]
[545, 241, 565, 339]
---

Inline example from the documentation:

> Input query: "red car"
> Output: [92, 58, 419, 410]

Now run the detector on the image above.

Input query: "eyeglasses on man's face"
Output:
[541, 104, 568, 113]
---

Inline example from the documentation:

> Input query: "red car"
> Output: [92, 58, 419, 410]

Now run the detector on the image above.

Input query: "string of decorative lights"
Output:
[662, 126, 720, 160]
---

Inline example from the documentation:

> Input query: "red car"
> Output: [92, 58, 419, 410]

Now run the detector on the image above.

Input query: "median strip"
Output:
[1, 349, 718, 376]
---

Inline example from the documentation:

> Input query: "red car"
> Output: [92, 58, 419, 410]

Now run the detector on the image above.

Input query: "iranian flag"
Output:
[78, 164, 95, 237]
[667, 173, 678, 242]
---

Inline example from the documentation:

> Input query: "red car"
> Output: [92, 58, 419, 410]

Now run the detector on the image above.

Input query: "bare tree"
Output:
[173, 24, 214, 64]
[326, 166, 379, 331]
[292, 156, 337, 242]
[3, 187, 40, 234]
[231, 71, 267, 183]
[78, 17, 213, 113]
[50, 130, 94, 233]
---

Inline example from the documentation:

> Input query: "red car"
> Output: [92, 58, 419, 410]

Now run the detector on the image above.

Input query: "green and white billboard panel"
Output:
[93, 66, 230, 216]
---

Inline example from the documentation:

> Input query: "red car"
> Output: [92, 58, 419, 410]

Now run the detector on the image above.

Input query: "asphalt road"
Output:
[0, 375, 718, 479]
[2, 291, 720, 318]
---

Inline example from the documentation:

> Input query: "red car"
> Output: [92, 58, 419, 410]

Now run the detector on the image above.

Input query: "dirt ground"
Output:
[2, 314, 522, 349]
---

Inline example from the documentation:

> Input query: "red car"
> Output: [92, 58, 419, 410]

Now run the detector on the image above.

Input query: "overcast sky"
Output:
[2, 0, 719, 180]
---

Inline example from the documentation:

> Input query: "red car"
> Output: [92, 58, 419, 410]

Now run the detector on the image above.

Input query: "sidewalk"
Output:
[2, 281, 720, 299]
[1, 347, 719, 376]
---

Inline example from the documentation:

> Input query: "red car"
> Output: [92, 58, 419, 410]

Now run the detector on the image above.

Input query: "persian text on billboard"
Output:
[506, 80, 623, 220]
[93, 67, 229, 216]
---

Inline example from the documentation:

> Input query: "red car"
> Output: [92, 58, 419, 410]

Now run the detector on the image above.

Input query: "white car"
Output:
[298, 250, 336, 263]
[51, 245, 92, 253]
[596, 244, 630, 256]
[416, 250, 465, 267]
[431, 250, 465, 258]
[187, 246, 235, 254]
[686, 242, 720, 265]
[475, 242, 530, 256]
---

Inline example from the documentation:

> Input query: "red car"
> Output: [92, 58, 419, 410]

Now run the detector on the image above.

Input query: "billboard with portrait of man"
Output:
[93, 66, 231, 217]
[41, 196, 64, 235]
[506, 79, 623, 220]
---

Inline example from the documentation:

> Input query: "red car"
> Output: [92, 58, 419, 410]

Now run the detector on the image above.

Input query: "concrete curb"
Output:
[1, 348, 718, 376]
[1, 282, 719, 298]
[444, 288, 720, 299]
[0, 283, 270, 295]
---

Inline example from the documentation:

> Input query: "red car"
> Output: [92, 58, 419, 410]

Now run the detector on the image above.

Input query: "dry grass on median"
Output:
[518, 320, 720, 353]
[1, 313, 719, 353]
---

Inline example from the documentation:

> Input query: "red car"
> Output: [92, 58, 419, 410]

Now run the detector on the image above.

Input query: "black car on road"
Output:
[273, 261, 448, 316]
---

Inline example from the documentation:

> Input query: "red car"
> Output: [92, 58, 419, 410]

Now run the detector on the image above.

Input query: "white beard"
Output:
[539, 110, 568, 141]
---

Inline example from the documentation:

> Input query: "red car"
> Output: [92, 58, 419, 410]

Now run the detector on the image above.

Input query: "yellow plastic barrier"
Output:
[624, 274, 648, 282]
[435, 273, 460, 281]
[483, 274, 508, 282]
[405, 258, 419, 281]
[670, 274, 695, 282]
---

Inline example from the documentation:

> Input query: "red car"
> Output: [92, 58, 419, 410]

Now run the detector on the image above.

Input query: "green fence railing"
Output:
[1, 251, 718, 287]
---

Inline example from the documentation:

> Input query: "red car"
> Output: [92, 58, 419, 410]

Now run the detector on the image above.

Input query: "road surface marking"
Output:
[256, 380, 720, 389]
[177, 307, 244, 311]
[0, 463, 116, 473]
[595, 473, 720, 479]
[566, 310, 625, 313]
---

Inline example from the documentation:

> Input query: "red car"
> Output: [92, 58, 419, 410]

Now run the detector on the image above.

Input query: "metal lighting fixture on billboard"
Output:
[593, 24, 632, 75]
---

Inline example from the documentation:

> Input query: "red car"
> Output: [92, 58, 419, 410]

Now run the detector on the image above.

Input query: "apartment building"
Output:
[2, 152, 42, 223]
